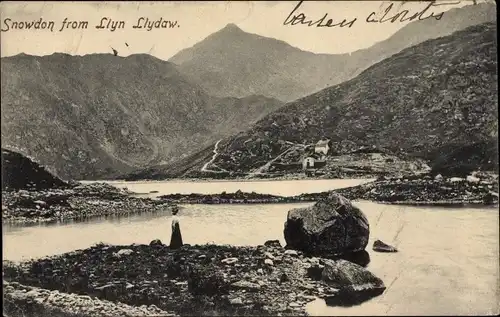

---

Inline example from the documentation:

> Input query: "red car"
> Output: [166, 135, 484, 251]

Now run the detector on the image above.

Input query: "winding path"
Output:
[201, 139, 223, 173]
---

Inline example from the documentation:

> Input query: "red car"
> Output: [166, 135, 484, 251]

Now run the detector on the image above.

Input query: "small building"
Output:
[303, 157, 316, 169]
[315, 139, 330, 155]
[302, 153, 326, 170]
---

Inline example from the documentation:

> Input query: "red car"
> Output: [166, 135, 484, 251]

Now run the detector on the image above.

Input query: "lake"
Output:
[3, 179, 499, 316]
[91, 178, 375, 197]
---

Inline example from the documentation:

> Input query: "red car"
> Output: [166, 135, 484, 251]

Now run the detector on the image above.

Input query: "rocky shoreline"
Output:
[3, 280, 177, 317]
[2, 182, 176, 225]
[159, 173, 499, 206]
[3, 240, 384, 317]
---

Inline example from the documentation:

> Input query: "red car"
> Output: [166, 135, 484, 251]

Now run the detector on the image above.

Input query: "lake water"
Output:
[91, 178, 374, 197]
[3, 179, 499, 316]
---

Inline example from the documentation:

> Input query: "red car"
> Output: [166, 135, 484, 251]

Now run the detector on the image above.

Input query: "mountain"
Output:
[167, 22, 497, 178]
[1, 53, 283, 180]
[1, 148, 69, 191]
[170, 2, 496, 102]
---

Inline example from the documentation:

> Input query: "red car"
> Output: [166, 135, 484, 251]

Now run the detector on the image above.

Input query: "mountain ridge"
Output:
[170, 2, 496, 102]
[1, 53, 283, 180]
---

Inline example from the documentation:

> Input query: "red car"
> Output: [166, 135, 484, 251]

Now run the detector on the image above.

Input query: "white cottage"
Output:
[314, 140, 330, 155]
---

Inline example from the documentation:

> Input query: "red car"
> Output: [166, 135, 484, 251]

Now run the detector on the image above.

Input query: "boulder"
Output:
[372, 240, 398, 253]
[283, 192, 369, 256]
[169, 219, 183, 249]
[320, 259, 385, 306]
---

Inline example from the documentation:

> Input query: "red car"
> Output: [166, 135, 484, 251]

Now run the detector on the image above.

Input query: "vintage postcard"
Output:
[1, 0, 498, 316]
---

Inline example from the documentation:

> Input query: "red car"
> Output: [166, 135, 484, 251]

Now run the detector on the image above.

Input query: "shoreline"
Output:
[2, 182, 176, 226]
[2, 241, 384, 317]
[83, 176, 377, 184]
[3, 174, 498, 226]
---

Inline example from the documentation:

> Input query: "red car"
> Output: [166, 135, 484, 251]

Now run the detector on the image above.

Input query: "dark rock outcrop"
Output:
[320, 259, 386, 307]
[372, 240, 398, 253]
[169, 219, 183, 249]
[2, 148, 68, 191]
[150, 239, 163, 247]
[284, 192, 369, 256]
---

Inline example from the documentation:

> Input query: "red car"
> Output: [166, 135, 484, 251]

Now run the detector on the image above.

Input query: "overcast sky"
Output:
[0, 1, 480, 59]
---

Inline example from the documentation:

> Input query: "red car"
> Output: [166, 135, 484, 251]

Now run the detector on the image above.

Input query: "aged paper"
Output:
[2, 1, 498, 316]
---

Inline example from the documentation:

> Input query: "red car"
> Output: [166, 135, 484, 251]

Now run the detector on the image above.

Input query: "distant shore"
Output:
[157, 174, 499, 207]
[3, 173, 498, 226]
[1, 182, 176, 225]
[86, 174, 377, 184]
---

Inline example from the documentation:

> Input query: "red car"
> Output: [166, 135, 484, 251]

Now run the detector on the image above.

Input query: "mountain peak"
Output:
[220, 23, 243, 33]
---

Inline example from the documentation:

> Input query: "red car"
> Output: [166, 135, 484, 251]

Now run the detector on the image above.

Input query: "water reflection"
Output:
[324, 287, 386, 307]
[334, 250, 371, 268]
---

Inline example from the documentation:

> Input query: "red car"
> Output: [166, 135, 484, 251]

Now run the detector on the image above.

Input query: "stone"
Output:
[230, 297, 244, 306]
[321, 259, 385, 296]
[264, 259, 274, 266]
[221, 257, 238, 265]
[114, 249, 133, 257]
[466, 175, 480, 183]
[434, 174, 443, 181]
[230, 280, 261, 291]
[169, 219, 183, 249]
[284, 192, 369, 256]
[264, 240, 282, 248]
[284, 250, 298, 256]
[257, 268, 264, 275]
[372, 239, 398, 253]
[264, 252, 275, 260]
[149, 239, 163, 246]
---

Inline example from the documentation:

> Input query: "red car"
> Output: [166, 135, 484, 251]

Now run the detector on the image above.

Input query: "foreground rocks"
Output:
[3, 242, 386, 316]
[3, 280, 177, 317]
[284, 193, 369, 256]
[2, 182, 176, 225]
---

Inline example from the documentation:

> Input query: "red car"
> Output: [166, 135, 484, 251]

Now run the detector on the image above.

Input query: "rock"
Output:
[221, 257, 238, 265]
[284, 192, 369, 256]
[466, 175, 480, 183]
[169, 219, 183, 249]
[306, 264, 325, 280]
[372, 240, 398, 253]
[279, 272, 289, 283]
[149, 239, 163, 246]
[321, 259, 385, 295]
[114, 249, 133, 257]
[284, 250, 298, 256]
[264, 240, 282, 248]
[230, 280, 261, 291]
[434, 174, 443, 181]
[230, 297, 244, 306]
[264, 259, 274, 266]
[257, 268, 264, 275]
[264, 252, 275, 260]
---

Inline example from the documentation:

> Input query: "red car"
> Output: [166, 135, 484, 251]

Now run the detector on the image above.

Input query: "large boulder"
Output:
[284, 192, 369, 256]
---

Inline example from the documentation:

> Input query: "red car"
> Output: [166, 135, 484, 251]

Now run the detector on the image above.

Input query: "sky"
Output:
[0, 1, 482, 59]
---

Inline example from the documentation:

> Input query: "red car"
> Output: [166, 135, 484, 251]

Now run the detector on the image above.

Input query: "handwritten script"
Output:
[284, 0, 462, 28]
[1, 17, 180, 32]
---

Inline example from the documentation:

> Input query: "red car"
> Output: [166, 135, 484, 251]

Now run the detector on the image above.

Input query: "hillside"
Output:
[170, 3, 496, 102]
[174, 22, 497, 177]
[1, 148, 69, 191]
[1, 53, 283, 180]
